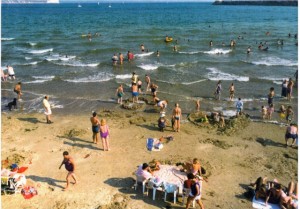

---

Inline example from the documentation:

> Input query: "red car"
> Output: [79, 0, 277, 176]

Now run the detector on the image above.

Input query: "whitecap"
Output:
[137, 63, 159, 71]
[1, 38, 15, 41]
[135, 52, 154, 57]
[206, 67, 249, 82]
[251, 57, 297, 67]
[116, 74, 132, 79]
[178, 51, 201, 55]
[25, 57, 32, 60]
[65, 72, 113, 83]
[203, 49, 232, 55]
[222, 110, 237, 117]
[56, 61, 99, 67]
[28, 48, 53, 54]
[23, 75, 54, 84]
[28, 42, 37, 46]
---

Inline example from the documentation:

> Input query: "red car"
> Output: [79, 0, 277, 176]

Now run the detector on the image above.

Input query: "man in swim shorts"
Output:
[285, 123, 298, 147]
[172, 103, 182, 132]
[59, 151, 77, 190]
[132, 83, 139, 103]
[90, 112, 100, 144]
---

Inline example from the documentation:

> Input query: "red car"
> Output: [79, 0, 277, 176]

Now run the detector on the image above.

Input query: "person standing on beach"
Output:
[214, 80, 222, 100]
[145, 74, 151, 92]
[150, 83, 158, 97]
[119, 53, 124, 65]
[116, 84, 124, 104]
[236, 98, 243, 117]
[137, 78, 142, 93]
[267, 87, 275, 107]
[131, 72, 138, 86]
[90, 112, 100, 144]
[172, 103, 182, 132]
[196, 99, 200, 112]
[185, 174, 204, 209]
[43, 96, 52, 124]
[7, 65, 15, 80]
[229, 83, 235, 101]
[132, 83, 139, 103]
[59, 151, 77, 190]
[287, 78, 294, 101]
[14, 82, 22, 100]
[281, 79, 288, 98]
[100, 119, 110, 151]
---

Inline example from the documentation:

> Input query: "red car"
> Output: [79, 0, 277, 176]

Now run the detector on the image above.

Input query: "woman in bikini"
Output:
[100, 119, 110, 151]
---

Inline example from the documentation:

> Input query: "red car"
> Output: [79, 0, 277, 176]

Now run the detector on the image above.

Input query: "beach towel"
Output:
[252, 196, 280, 209]
[147, 138, 154, 151]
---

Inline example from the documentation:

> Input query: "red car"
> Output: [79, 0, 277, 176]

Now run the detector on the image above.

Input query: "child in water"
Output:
[267, 104, 274, 120]
[261, 106, 267, 119]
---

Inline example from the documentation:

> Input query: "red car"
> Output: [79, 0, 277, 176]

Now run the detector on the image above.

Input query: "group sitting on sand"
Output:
[251, 177, 298, 209]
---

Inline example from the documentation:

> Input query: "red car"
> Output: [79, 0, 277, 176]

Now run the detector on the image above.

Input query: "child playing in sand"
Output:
[261, 106, 267, 119]
[267, 104, 274, 120]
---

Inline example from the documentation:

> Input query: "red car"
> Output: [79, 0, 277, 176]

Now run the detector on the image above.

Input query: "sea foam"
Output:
[251, 57, 298, 67]
[137, 63, 159, 70]
[203, 49, 232, 55]
[135, 52, 154, 57]
[207, 67, 249, 82]
[29, 48, 53, 54]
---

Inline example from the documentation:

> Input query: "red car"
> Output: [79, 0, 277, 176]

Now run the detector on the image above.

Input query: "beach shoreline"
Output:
[1, 108, 297, 209]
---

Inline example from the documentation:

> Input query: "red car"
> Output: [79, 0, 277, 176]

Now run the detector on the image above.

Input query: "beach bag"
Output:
[21, 186, 38, 199]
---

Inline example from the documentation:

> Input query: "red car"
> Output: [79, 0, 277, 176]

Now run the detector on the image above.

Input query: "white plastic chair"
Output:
[163, 183, 178, 204]
[134, 174, 147, 194]
[146, 179, 164, 200]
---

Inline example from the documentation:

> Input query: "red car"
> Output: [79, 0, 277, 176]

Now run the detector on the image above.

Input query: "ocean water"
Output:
[1, 3, 298, 119]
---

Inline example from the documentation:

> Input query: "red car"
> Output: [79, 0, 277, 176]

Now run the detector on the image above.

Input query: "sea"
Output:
[1, 3, 298, 121]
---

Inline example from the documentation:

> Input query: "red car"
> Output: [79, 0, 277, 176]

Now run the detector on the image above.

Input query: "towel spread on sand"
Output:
[252, 196, 280, 209]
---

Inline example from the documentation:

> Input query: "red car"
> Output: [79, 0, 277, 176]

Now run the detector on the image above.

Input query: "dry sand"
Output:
[1, 108, 298, 209]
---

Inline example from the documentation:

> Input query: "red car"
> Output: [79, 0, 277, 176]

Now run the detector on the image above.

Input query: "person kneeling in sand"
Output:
[59, 151, 77, 190]
[285, 123, 298, 147]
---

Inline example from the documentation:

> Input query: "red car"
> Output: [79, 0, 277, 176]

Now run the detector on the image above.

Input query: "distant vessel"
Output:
[78, 4, 82, 7]
[213, 0, 297, 6]
[108, 4, 111, 8]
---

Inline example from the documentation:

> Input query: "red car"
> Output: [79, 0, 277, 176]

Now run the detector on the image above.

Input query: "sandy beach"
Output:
[1, 106, 297, 209]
